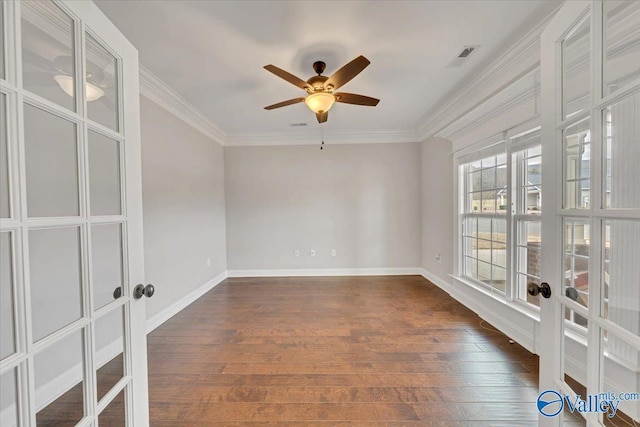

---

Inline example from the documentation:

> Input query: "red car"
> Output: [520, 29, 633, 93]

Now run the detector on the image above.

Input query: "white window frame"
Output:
[455, 124, 545, 313]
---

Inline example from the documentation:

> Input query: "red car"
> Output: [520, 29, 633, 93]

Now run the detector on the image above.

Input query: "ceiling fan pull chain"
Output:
[320, 124, 325, 150]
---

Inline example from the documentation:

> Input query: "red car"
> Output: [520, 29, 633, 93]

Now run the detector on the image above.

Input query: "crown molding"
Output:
[224, 129, 420, 147]
[139, 64, 226, 145]
[439, 72, 540, 142]
[416, 8, 558, 142]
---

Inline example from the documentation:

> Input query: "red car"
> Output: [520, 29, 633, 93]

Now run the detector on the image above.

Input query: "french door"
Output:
[540, 1, 640, 426]
[0, 1, 149, 426]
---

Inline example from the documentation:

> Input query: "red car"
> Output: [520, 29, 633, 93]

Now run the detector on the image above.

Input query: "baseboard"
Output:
[226, 267, 423, 278]
[146, 270, 228, 334]
[420, 268, 537, 353]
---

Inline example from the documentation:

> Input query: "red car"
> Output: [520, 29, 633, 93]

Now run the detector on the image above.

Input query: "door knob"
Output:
[133, 284, 155, 299]
[113, 286, 122, 300]
[528, 282, 551, 299]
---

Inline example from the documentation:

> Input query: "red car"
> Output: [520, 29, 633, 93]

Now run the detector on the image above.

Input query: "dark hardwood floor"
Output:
[145, 275, 573, 426]
[44, 275, 638, 425]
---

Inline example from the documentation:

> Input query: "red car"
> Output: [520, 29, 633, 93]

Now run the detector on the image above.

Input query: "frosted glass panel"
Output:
[86, 33, 119, 131]
[603, 92, 640, 209]
[21, 1, 76, 111]
[91, 223, 123, 311]
[603, 1, 640, 96]
[35, 329, 85, 425]
[0, 368, 18, 427]
[95, 307, 124, 401]
[29, 227, 82, 341]
[24, 104, 79, 217]
[88, 131, 121, 216]
[562, 15, 590, 119]
[0, 93, 9, 218]
[1, 232, 16, 360]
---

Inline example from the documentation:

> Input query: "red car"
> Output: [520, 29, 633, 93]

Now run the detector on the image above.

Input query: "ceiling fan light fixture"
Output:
[304, 92, 335, 114]
[54, 74, 105, 102]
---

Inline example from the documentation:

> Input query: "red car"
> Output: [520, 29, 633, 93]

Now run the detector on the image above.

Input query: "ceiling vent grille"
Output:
[458, 46, 476, 58]
[447, 45, 480, 68]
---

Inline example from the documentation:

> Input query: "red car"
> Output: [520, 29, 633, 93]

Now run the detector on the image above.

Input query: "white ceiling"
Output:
[94, 0, 561, 142]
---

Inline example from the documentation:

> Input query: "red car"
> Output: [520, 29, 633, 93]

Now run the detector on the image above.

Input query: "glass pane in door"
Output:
[602, 219, 640, 338]
[563, 308, 588, 391]
[21, 1, 76, 111]
[564, 219, 590, 309]
[603, 92, 640, 209]
[35, 329, 85, 425]
[0, 2, 5, 81]
[603, 1, 640, 96]
[601, 329, 639, 424]
[29, 226, 83, 342]
[23, 104, 79, 218]
[91, 223, 124, 310]
[0, 368, 19, 427]
[1, 231, 16, 360]
[98, 388, 126, 426]
[0, 92, 9, 218]
[86, 33, 119, 131]
[95, 306, 125, 401]
[564, 118, 591, 209]
[88, 130, 121, 216]
[562, 14, 591, 119]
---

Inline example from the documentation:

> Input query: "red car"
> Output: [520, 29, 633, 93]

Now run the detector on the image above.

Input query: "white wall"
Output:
[140, 95, 227, 320]
[224, 142, 421, 271]
[420, 137, 454, 281]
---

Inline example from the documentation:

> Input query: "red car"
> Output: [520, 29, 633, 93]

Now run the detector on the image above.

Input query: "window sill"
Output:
[450, 274, 541, 323]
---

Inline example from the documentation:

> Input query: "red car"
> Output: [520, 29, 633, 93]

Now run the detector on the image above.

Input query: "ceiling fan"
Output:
[263, 55, 380, 123]
[22, 51, 114, 105]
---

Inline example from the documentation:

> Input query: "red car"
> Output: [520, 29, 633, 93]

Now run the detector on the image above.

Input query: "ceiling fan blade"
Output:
[316, 111, 328, 123]
[264, 65, 312, 91]
[264, 97, 306, 110]
[325, 55, 370, 91]
[334, 92, 380, 106]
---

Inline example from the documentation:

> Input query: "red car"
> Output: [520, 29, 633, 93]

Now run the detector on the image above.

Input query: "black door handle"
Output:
[528, 282, 551, 299]
[113, 286, 122, 300]
[133, 284, 155, 299]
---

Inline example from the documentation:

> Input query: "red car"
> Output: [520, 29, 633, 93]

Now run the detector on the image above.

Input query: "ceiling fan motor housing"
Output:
[307, 75, 329, 92]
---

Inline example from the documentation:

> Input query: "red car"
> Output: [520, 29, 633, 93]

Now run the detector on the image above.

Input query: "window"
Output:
[459, 131, 542, 308]
[461, 153, 508, 293]
[514, 145, 542, 307]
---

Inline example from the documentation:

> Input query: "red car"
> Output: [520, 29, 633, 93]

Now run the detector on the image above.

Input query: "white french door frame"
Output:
[0, 1, 148, 425]
[540, 1, 640, 426]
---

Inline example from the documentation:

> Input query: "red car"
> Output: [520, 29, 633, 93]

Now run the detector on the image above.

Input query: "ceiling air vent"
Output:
[458, 46, 475, 58]
[290, 122, 308, 127]
[447, 45, 480, 68]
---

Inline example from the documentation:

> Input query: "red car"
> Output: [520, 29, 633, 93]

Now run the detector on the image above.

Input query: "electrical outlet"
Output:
[310, 249, 316, 257]
[206, 258, 211, 267]
[331, 249, 336, 257]
[294, 249, 300, 257]
[435, 253, 442, 263]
